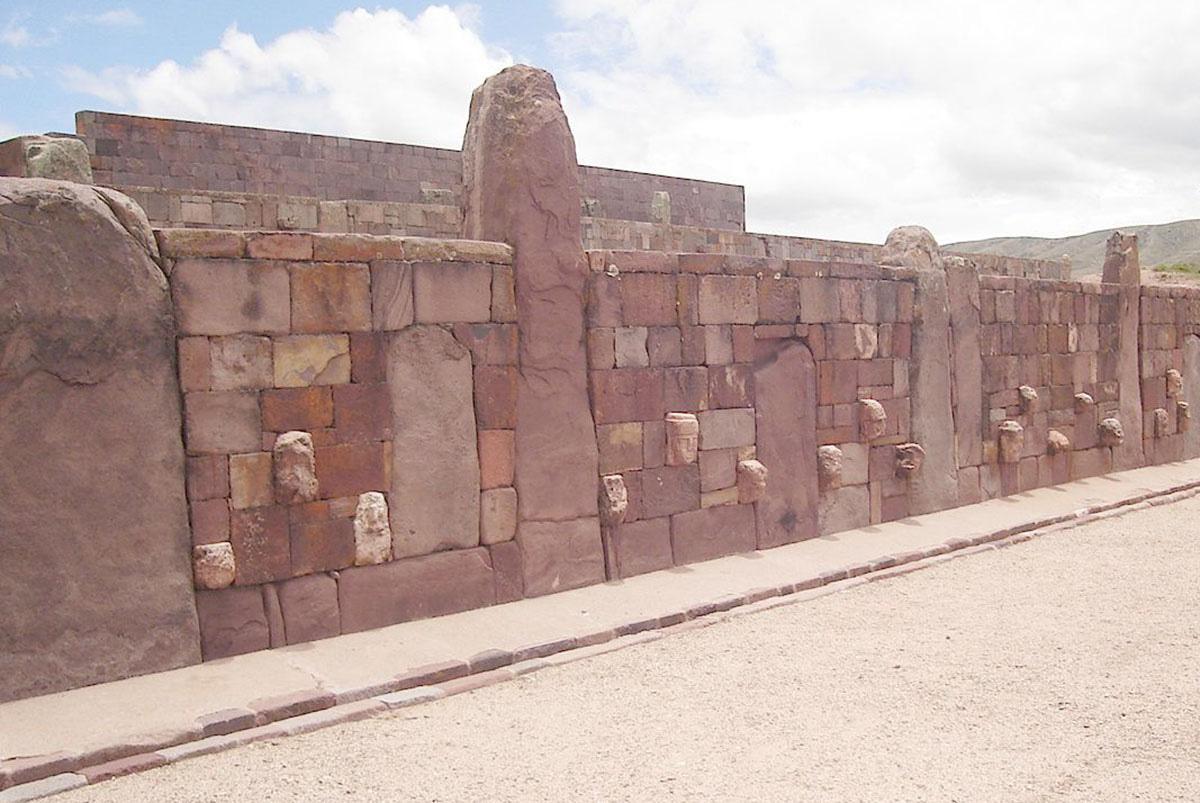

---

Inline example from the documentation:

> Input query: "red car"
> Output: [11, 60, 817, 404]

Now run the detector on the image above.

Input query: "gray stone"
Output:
[0, 134, 93, 183]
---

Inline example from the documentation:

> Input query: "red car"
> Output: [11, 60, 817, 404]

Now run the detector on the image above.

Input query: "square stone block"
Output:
[290, 516, 355, 576]
[758, 276, 801, 323]
[261, 387, 334, 431]
[315, 441, 388, 499]
[185, 391, 262, 454]
[190, 498, 230, 546]
[478, 429, 515, 489]
[275, 574, 340, 645]
[615, 326, 650, 368]
[291, 262, 371, 333]
[195, 587, 269, 660]
[664, 366, 709, 412]
[517, 517, 605, 597]
[337, 548, 496, 633]
[273, 335, 351, 387]
[173, 259, 290, 336]
[597, 422, 643, 474]
[698, 408, 756, 450]
[648, 326, 683, 367]
[699, 448, 737, 492]
[413, 262, 492, 323]
[230, 506, 291, 585]
[670, 504, 757, 565]
[709, 363, 754, 408]
[698, 275, 757, 324]
[704, 325, 734, 364]
[613, 517, 674, 578]
[620, 274, 677, 326]
[333, 382, 392, 441]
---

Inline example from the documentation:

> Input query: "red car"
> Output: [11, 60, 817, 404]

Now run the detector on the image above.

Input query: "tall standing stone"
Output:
[1183, 335, 1200, 458]
[880, 226, 959, 514]
[1101, 232, 1145, 470]
[0, 178, 199, 702]
[461, 65, 603, 594]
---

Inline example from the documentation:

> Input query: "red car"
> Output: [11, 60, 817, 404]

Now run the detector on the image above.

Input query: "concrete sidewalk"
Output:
[5, 458, 1200, 799]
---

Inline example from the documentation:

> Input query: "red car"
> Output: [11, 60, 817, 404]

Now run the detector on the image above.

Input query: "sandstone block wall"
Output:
[1138, 285, 1200, 463]
[158, 228, 522, 659]
[76, 111, 745, 230]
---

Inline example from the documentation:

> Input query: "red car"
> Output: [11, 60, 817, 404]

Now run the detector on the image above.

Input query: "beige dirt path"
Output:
[51, 496, 1200, 802]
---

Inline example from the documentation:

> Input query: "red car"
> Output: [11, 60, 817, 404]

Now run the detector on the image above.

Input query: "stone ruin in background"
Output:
[2, 64, 1199, 705]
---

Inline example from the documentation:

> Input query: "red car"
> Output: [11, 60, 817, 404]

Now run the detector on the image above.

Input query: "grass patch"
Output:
[1153, 262, 1200, 275]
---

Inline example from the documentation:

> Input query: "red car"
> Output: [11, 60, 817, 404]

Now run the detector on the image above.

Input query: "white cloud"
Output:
[67, 9, 143, 27]
[0, 64, 31, 79]
[551, 0, 1200, 242]
[1, 17, 30, 47]
[62, 6, 512, 148]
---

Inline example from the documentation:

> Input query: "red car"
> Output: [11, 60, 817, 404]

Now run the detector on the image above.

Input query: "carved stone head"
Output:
[736, 459, 768, 504]
[1018, 385, 1039, 414]
[665, 412, 699, 466]
[1152, 407, 1170, 438]
[998, 420, 1024, 463]
[1166, 368, 1183, 399]
[858, 398, 887, 442]
[894, 443, 926, 479]
[1098, 417, 1124, 447]
[1046, 430, 1071, 455]
[598, 474, 628, 527]
[817, 445, 843, 491]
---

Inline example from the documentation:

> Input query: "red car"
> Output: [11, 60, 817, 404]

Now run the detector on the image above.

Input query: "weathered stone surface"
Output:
[195, 587, 269, 660]
[1184, 335, 1200, 457]
[337, 548, 496, 633]
[817, 445, 843, 490]
[353, 492, 392, 566]
[944, 255, 983, 468]
[612, 517, 674, 578]
[1018, 385, 1039, 414]
[370, 261, 414, 330]
[275, 574, 340, 645]
[0, 179, 199, 702]
[273, 431, 319, 504]
[818, 484, 870, 535]
[230, 506, 291, 584]
[1152, 407, 1170, 438]
[387, 326, 480, 558]
[670, 504, 757, 565]
[1099, 417, 1125, 448]
[753, 340, 818, 548]
[894, 443, 926, 478]
[516, 518, 605, 596]
[697, 407, 756, 450]
[858, 398, 887, 442]
[273, 335, 351, 387]
[1166, 368, 1183, 399]
[665, 412, 700, 465]
[481, 487, 518, 544]
[1047, 429, 1071, 455]
[736, 459, 768, 504]
[0, 134, 93, 182]
[209, 335, 272, 391]
[193, 543, 236, 590]
[173, 259, 290, 336]
[1073, 392, 1095, 414]
[1177, 400, 1192, 434]
[185, 391, 261, 454]
[1101, 233, 1144, 470]
[598, 474, 629, 528]
[291, 262, 371, 333]
[998, 420, 1025, 464]
[462, 65, 600, 533]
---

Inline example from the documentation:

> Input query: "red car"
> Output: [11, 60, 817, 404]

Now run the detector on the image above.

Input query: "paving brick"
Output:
[80, 752, 166, 784]
[230, 506, 291, 585]
[333, 382, 392, 441]
[413, 262, 492, 323]
[291, 262, 371, 333]
[196, 708, 257, 738]
[478, 429, 515, 489]
[184, 391, 262, 454]
[698, 275, 757, 324]
[273, 335, 351, 387]
[173, 259, 290, 336]
[315, 441, 388, 499]
[248, 688, 336, 725]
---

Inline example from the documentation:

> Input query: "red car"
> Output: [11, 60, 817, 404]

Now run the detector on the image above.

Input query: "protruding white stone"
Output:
[998, 420, 1024, 463]
[598, 474, 628, 527]
[273, 431, 318, 504]
[817, 445, 843, 491]
[858, 399, 887, 442]
[193, 543, 235, 589]
[353, 491, 392, 566]
[736, 459, 768, 504]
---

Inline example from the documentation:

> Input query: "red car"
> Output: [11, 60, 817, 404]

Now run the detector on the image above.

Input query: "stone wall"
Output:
[1138, 285, 1200, 463]
[158, 228, 521, 659]
[76, 111, 745, 230]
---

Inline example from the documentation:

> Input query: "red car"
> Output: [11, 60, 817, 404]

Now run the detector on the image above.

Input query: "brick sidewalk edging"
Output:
[4, 480, 1200, 802]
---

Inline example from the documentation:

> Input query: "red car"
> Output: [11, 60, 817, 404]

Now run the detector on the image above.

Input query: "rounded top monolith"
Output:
[880, 225, 941, 271]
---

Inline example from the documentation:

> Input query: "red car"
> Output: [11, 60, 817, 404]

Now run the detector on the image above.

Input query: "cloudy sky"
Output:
[2, 1, 1199, 243]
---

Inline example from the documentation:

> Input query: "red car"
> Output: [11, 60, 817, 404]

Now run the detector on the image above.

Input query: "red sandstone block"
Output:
[312, 233, 405, 261]
[413, 262, 492, 323]
[190, 498, 230, 546]
[290, 516, 355, 576]
[196, 708, 257, 738]
[641, 464, 700, 519]
[337, 548, 496, 633]
[245, 233, 312, 262]
[731, 325, 756, 362]
[349, 332, 386, 383]
[275, 574, 341, 644]
[698, 275, 757, 324]
[248, 687, 336, 725]
[670, 504, 757, 565]
[708, 363, 754, 408]
[613, 517, 674, 577]
[591, 368, 665, 424]
[478, 429, 515, 489]
[184, 390, 262, 455]
[620, 273, 677, 326]
[489, 540, 525, 603]
[474, 365, 518, 429]
[663, 366, 709, 412]
[678, 253, 726, 274]
[647, 326, 683, 367]
[643, 419, 666, 469]
[758, 276, 801, 323]
[178, 337, 211, 391]
[290, 262, 371, 333]
[0, 752, 79, 790]
[492, 266, 517, 322]
[261, 386, 334, 431]
[818, 360, 858, 405]
[622, 469, 644, 522]
[333, 382, 391, 441]
[517, 518, 605, 597]
[680, 325, 706, 366]
[588, 328, 616, 369]
[172, 259, 291, 336]
[186, 454, 229, 501]
[453, 323, 519, 365]
[587, 274, 623, 327]
[195, 586, 269, 660]
[315, 441, 388, 499]
[677, 274, 700, 326]
[231, 506, 291, 585]
[156, 228, 246, 259]
[80, 752, 166, 784]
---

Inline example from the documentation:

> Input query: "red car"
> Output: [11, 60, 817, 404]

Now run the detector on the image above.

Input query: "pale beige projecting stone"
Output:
[736, 459, 768, 504]
[1166, 368, 1183, 399]
[353, 492, 392, 566]
[1178, 400, 1192, 433]
[1018, 385, 1039, 414]
[998, 420, 1024, 463]
[665, 412, 700, 465]
[1073, 392, 1095, 415]
[480, 487, 518, 545]
[894, 443, 925, 478]
[598, 474, 629, 527]
[1099, 417, 1125, 448]
[193, 543, 235, 590]
[273, 335, 350, 387]
[858, 399, 887, 442]
[1047, 430, 1071, 455]
[817, 445, 843, 491]
[273, 431, 319, 504]
[1152, 408, 1170, 438]
[650, 190, 671, 225]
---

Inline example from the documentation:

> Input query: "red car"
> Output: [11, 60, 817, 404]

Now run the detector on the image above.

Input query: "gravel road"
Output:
[53, 497, 1200, 802]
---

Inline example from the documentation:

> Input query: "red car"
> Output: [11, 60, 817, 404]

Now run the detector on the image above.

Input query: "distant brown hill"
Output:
[949, 218, 1200, 277]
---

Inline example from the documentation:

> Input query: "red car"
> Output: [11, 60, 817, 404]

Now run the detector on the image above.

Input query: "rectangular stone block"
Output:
[275, 574, 340, 644]
[315, 441, 388, 499]
[261, 387, 334, 431]
[337, 548, 496, 633]
[371, 261, 414, 331]
[615, 326, 650, 368]
[312, 233, 405, 262]
[670, 504, 757, 565]
[230, 506, 291, 585]
[708, 363, 754, 408]
[229, 452, 274, 510]
[246, 233, 313, 260]
[173, 259, 290, 335]
[350, 332, 386, 383]
[698, 275, 757, 324]
[474, 365, 518, 429]
[597, 422, 644, 474]
[699, 448, 737, 491]
[489, 540, 524, 603]
[290, 516, 355, 576]
[516, 517, 605, 597]
[479, 429, 515, 489]
[452, 323, 519, 366]
[698, 408, 755, 450]
[290, 262, 371, 333]
[799, 278, 840, 323]
[663, 366, 709, 412]
[273, 335, 351, 387]
[704, 325, 734, 364]
[758, 276, 801, 323]
[333, 382, 392, 441]
[641, 464, 700, 519]
[492, 265, 517, 322]
[195, 587, 269, 660]
[178, 336, 211, 391]
[185, 391, 262, 454]
[413, 262, 492, 323]
[590, 368, 665, 424]
[647, 326, 683, 367]
[620, 273, 677, 326]
[190, 498, 230, 546]
[588, 328, 616, 369]
[209, 335, 273, 391]
[613, 517, 674, 578]
[480, 487, 518, 545]
[187, 454, 229, 501]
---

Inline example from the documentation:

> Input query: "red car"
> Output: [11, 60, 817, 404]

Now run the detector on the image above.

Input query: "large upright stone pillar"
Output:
[880, 226, 959, 514]
[1101, 232, 1145, 470]
[0, 179, 199, 702]
[461, 66, 603, 595]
